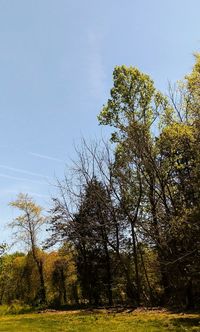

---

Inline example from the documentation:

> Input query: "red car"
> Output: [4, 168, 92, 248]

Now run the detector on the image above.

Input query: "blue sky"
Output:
[0, 0, 200, 245]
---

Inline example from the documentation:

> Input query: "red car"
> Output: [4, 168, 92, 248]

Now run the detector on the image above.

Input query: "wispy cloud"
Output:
[25, 191, 50, 199]
[0, 188, 49, 199]
[0, 173, 47, 185]
[29, 152, 63, 163]
[0, 164, 49, 179]
[87, 30, 106, 99]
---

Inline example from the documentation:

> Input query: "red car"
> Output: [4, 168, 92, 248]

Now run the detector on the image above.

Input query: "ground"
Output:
[0, 308, 199, 331]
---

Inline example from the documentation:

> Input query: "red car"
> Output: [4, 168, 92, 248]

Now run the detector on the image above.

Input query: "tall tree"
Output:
[9, 193, 47, 304]
[49, 177, 114, 305]
[98, 64, 200, 307]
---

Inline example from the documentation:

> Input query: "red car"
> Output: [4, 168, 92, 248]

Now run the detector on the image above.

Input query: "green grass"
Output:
[0, 309, 199, 332]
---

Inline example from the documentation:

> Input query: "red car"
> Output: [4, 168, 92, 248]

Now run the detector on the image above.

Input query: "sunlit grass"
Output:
[0, 309, 199, 331]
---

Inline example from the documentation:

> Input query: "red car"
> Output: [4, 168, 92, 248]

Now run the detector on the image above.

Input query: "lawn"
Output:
[0, 309, 199, 332]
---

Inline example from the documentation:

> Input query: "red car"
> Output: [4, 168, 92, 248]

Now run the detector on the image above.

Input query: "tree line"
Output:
[0, 54, 200, 309]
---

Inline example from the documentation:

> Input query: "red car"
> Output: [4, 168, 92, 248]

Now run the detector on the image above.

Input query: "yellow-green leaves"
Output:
[9, 193, 46, 249]
[9, 193, 43, 216]
[98, 65, 169, 147]
[185, 53, 200, 119]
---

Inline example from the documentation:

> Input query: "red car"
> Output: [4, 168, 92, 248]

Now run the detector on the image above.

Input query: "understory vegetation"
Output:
[1, 54, 200, 310]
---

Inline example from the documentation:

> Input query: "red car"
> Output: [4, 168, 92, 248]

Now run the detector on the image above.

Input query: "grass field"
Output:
[0, 309, 199, 332]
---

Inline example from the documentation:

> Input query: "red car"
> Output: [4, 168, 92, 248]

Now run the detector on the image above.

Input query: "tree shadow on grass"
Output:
[54, 304, 137, 314]
[171, 317, 200, 329]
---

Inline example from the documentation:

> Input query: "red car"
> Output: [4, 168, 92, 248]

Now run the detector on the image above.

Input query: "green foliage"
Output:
[98, 65, 168, 141]
[97, 60, 200, 308]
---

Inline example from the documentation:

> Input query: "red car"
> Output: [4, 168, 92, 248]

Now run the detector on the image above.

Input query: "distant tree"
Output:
[9, 193, 47, 304]
[49, 177, 114, 305]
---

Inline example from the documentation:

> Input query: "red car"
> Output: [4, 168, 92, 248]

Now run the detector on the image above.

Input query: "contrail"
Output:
[0, 173, 48, 185]
[0, 164, 49, 179]
[29, 152, 63, 163]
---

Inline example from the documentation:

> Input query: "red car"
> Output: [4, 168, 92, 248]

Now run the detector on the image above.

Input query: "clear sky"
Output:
[0, 0, 200, 246]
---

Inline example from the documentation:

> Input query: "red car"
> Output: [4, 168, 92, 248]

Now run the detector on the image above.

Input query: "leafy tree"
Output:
[9, 193, 47, 304]
[98, 64, 200, 307]
[44, 245, 77, 307]
[49, 177, 114, 305]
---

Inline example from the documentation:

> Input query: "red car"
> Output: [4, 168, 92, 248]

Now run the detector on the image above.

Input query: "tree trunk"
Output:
[37, 261, 46, 304]
[131, 222, 140, 306]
